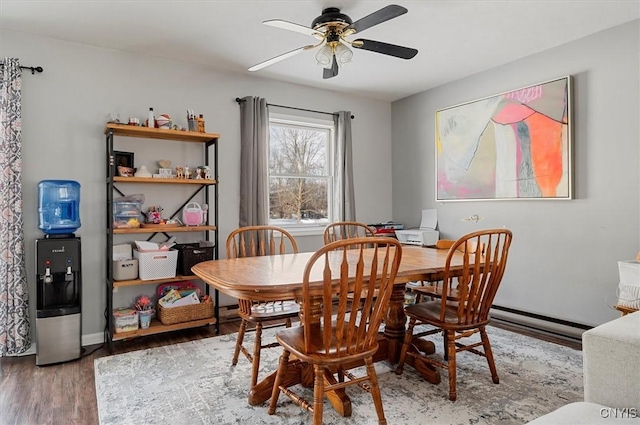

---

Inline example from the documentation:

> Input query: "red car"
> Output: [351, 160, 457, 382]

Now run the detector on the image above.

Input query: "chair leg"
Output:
[250, 322, 263, 388]
[480, 327, 499, 384]
[443, 330, 449, 361]
[365, 356, 387, 425]
[395, 317, 417, 375]
[232, 319, 248, 366]
[312, 365, 325, 425]
[414, 281, 423, 303]
[268, 349, 291, 415]
[445, 330, 457, 401]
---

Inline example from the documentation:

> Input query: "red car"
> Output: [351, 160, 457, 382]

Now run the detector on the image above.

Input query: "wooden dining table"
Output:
[192, 244, 467, 414]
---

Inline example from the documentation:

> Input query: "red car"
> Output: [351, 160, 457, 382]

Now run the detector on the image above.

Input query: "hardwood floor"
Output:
[0, 318, 581, 425]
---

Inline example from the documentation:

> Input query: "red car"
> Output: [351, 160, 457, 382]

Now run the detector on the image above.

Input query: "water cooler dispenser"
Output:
[35, 237, 82, 365]
[37, 180, 81, 235]
[35, 180, 82, 366]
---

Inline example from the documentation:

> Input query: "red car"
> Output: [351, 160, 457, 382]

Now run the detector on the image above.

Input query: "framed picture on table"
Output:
[114, 151, 135, 177]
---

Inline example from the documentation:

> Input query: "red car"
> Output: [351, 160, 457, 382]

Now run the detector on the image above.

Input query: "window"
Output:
[268, 115, 333, 228]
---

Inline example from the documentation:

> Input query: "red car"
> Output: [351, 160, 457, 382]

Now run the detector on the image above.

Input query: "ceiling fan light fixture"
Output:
[315, 44, 334, 68]
[251, 5, 418, 79]
[334, 42, 353, 66]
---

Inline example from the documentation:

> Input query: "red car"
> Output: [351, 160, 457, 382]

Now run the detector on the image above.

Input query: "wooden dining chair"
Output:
[396, 229, 512, 401]
[412, 238, 483, 302]
[226, 225, 300, 389]
[268, 237, 403, 425]
[324, 221, 378, 305]
[323, 221, 376, 244]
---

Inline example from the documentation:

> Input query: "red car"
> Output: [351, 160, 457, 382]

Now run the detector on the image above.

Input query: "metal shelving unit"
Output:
[104, 123, 220, 351]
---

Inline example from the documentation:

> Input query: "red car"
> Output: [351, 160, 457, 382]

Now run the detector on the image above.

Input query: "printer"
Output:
[395, 209, 440, 246]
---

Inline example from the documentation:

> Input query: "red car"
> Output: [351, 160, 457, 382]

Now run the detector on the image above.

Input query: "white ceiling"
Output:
[1, 0, 638, 101]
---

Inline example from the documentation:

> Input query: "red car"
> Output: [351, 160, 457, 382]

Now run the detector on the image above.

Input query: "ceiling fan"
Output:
[248, 4, 418, 79]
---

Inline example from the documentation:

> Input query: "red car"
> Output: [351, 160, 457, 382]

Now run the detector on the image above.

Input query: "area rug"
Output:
[94, 325, 583, 425]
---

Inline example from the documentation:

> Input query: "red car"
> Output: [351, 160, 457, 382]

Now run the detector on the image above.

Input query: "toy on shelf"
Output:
[144, 206, 164, 224]
[175, 166, 192, 179]
[156, 114, 172, 129]
[195, 166, 211, 180]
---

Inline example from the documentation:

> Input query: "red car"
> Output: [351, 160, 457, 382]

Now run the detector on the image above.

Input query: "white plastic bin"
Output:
[134, 249, 178, 280]
[113, 308, 138, 333]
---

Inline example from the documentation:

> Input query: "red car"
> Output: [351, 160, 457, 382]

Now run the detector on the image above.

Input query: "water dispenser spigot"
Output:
[44, 267, 52, 283]
[65, 266, 73, 281]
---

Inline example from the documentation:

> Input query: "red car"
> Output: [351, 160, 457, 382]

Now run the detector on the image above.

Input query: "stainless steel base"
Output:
[36, 313, 81, 366]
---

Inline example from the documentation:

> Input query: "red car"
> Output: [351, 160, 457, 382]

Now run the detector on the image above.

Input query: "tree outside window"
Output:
[268, 119, 332, 226]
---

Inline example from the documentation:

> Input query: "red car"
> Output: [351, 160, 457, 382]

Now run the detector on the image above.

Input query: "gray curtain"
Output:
[239, 96, 269, 227]
[333, 111, 356, 221]
[0, 58, 30, 356]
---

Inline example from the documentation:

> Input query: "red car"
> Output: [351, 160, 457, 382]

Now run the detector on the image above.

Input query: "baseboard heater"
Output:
[490, 305, 591, 342]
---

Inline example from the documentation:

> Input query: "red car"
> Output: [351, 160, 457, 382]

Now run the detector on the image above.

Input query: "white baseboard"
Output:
[83, 331, 106, 347]
[8, 331, 105, 357]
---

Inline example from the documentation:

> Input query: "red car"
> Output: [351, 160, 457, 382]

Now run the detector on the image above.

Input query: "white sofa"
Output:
[527, 311, 640, 424]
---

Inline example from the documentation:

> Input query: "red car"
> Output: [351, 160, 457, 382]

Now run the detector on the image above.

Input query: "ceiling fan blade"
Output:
[263, 19, 324, 38]
[353, 39, 418, 59]
[323, 55, 339, 79]
[248, 45, 315, 71]
[345, 4, 407, 34]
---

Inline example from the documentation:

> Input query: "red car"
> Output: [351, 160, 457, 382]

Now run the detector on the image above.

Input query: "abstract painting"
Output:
[436, 76, 572, 201]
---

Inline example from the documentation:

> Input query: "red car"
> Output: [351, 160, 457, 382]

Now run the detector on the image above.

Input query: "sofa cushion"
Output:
[582, 311, 640, 410]
[526, 402, 639, 424]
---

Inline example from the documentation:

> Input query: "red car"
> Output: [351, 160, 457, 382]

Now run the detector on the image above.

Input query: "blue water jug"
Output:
[38, 180, 81, 235]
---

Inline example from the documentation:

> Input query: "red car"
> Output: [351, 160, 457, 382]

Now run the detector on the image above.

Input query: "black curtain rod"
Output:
[235, 98, 354, 119]
[21, 66, 44, 75]
[0, 64, 44, 75]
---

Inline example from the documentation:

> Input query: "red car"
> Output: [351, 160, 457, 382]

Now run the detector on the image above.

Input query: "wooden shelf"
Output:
[111, 317, 216, 341]
[113, 176, 217, 185]
[112, 225, 216, 234]
[105, 123, 220, 142]
[113, 274, 201, 288]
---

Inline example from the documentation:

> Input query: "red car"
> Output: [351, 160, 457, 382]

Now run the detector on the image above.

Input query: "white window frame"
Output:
[268, 113, 335, 236]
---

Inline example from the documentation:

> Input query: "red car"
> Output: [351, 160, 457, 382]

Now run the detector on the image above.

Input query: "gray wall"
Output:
[391, 20, 640, 327]
[1, 30, 394, 339]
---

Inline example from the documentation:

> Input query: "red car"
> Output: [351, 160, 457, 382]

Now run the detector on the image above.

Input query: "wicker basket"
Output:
[157, 299, 214, 325]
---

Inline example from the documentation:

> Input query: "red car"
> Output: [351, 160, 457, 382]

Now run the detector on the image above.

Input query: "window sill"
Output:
[277, 225, 325, 237]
